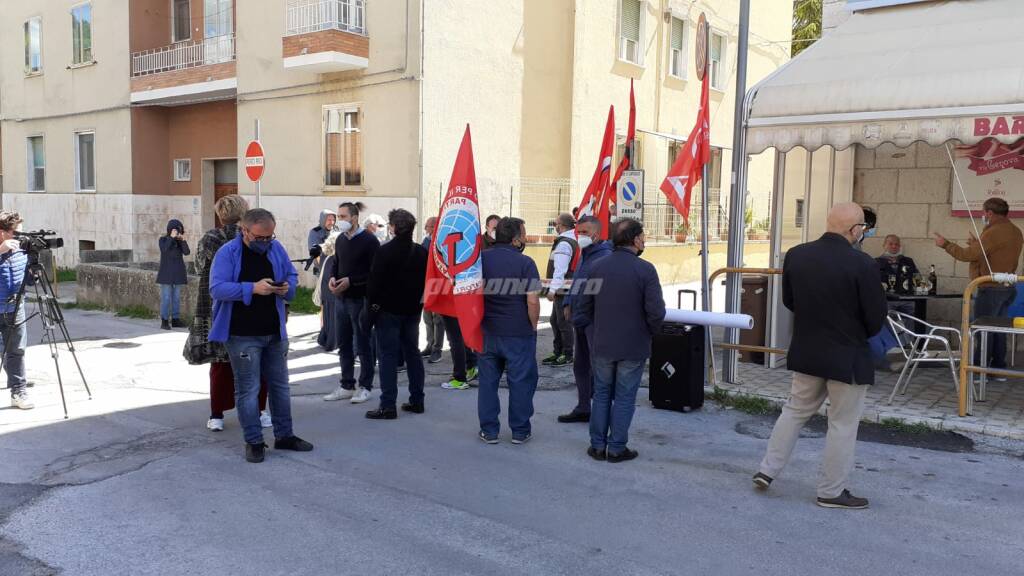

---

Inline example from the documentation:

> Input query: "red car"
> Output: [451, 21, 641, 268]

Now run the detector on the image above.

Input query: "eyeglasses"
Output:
[850, 222, 868, 233]
[246, 229, 276, 242]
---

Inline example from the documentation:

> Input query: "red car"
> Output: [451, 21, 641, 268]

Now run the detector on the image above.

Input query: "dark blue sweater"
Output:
[333, 229, 379, 300]
[577, 249, 666, 361]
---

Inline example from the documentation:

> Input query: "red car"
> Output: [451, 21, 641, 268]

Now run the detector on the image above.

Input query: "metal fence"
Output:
[131, 33, 235, 77]
[423, 177, 773, 244]
[286, 0, 366, 36]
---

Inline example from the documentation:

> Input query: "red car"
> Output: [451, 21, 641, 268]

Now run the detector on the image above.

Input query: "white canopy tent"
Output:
[723, 0, 1024, 382]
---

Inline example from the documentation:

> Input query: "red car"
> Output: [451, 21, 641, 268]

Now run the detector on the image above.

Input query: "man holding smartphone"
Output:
[209, 208, 313, 463]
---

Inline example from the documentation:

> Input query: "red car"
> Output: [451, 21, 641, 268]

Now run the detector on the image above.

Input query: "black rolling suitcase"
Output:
[649, 322, 705, 412]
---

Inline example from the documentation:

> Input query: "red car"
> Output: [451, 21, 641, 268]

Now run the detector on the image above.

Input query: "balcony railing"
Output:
[131, 33, 236, 77]
[286, 0, 366, 36]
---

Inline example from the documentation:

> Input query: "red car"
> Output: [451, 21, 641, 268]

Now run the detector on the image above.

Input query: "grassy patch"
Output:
[115, 305, 158, 320]
[61, 301, 105, 312]
[56, 267, 77, 283]
[878, 417, 934, 435]
[289, 287, 318, 315]
[709, 386, 781, 416]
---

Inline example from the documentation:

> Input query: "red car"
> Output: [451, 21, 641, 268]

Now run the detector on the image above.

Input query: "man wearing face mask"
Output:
[209, 208, 312, 463]
[557, 216, 612, 423]
[752, 202, 886, 509]
[541, 213, 580, 367]
[324, 201, 379, 405]
[481, 215, 500, 250]
[934, 197, 1023, 372]
[854, 207, 877, 251]
[363, 213, 389, 244]
[577, 218, 665, 463]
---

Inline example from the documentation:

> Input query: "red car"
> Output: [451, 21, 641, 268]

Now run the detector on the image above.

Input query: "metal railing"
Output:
[131, 33, 236, 77]
[286, 0, 366, 36]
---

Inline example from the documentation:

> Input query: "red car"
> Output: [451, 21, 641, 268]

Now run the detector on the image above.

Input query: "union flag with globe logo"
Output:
[424, 125, 485, 352]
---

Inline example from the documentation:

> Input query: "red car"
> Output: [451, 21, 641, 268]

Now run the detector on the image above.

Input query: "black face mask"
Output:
[515, 242, 526, 253]
[636, 248, 644, 258]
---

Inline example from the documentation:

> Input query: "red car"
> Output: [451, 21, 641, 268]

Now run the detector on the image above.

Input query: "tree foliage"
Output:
[792, 0, 822, 57]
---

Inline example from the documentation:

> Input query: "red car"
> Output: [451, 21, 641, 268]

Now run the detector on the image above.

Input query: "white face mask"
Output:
[982, 216, 991, 227]
[488, 229, 496, 239]
[577, 235, 594, 249]
[375, 228, 388, 242]
[338, 220, 353, 234]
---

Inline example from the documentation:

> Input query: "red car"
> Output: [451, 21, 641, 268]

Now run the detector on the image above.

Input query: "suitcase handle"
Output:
[677, 289, 698, 310]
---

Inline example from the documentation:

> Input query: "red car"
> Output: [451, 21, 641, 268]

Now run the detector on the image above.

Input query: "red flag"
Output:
[576, 106, 615, 239]
[660, 69, 711, 222]
[424, 125, 485, 352]
[611, 79, 636, 194]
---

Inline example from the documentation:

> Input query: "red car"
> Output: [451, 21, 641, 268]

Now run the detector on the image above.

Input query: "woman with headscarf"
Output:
[156, 219, 191, 330]
[184, 195, 270, 432]
[315, 230, 341, 352]
[307, 209, 337, 276]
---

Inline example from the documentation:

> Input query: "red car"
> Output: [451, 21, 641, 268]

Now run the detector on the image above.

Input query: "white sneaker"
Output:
[206, 418, 224, 432]
[260, 410, 273, 428]
[323, 386, 356, 401]
[10, 392, 34, 410]
[351, 388, 372, 404]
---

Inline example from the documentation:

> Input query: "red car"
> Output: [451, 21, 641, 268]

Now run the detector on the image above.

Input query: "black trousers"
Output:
[550, 294, 574, 358]
[442, 315, 477, 381]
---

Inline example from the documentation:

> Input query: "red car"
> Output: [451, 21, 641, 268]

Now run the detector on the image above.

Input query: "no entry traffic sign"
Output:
[244, 140, 265, 182]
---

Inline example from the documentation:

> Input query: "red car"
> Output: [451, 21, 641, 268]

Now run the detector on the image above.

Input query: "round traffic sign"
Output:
[244, 140, 265, 182]
[695, 13, 709, 81]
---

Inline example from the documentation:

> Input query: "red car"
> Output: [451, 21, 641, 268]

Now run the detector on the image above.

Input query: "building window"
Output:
[324, 105, 363, 187]
[669, 17, 686, 78]
[72, 4, 92, 64]
[27, 136, 45, 192]
[174, 159, 192, 181]
[24, 18, 42, 74]
[172, 0, 191, 43]
[710, 31, 726, 90]
[204, 0, 232, 38]
[619, 0, 643, 65]
[75, 132, 96, 191]
[708, 147, 723, 190]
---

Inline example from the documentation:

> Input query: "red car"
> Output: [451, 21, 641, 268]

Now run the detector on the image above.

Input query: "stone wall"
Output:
[77, 262, 199, 321]
[852, 142, 1024, 326]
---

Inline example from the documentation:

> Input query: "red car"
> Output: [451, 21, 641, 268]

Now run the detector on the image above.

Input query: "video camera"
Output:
[15, 230, 64, 254]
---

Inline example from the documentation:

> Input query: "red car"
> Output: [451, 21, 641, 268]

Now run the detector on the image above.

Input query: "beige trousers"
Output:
[758, 372, 868, 499]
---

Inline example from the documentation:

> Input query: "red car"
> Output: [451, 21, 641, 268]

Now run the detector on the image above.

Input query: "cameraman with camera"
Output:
[0, 211, 32, 410]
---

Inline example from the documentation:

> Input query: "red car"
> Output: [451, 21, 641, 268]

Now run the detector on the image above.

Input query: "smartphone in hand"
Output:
[269, 281, 287, 287]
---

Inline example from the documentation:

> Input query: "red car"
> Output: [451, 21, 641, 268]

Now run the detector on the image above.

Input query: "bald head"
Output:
[827, 202, 866, 244]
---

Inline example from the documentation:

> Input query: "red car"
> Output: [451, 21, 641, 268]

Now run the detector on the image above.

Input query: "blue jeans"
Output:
[478, 333, 538, 438]
[590, 357, 645, 453]
[226, 335, 293, 445]
[337, 296, 374, 390]
[0, 307, 28, 395]
[376, 312, 425, 410]
[159, 284, 181, 319]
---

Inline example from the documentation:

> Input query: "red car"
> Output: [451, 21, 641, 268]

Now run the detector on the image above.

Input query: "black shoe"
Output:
[816, 489, 869, 509]
[753, 472, 773, 491]
[478, 431, 499, 444]
[511, 433, 532, 445]
[428, 351, 443, 364]
[160, 319, 171, 330]
[420, 348, 432, 357]
[365, 408, 398, 420]
[170, 318, 187, 328]
[607, 448, 639, 463]
[401, 402, 424, 414]
[541, 354, 559, 365]
[557, 411, 590, 423]
[246, 442, 267, 463]
[587, 447, 606, 461]
[397, 365, 407, 373]
[273, 436, 313, 452]
[551, 355, 573, 366]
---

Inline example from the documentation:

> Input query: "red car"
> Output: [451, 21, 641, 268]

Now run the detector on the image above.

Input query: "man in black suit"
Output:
[752, 203, 886, 509]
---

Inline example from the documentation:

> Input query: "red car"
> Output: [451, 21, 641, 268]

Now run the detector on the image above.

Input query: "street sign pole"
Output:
[254, 119, 261, 208]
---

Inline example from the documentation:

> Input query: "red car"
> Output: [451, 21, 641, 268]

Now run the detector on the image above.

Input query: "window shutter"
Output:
[621, 0, 641, 42]
[671, 18, 684, 51]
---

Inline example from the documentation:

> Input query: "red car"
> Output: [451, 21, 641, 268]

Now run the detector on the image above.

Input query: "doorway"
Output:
[203, 159, 238, 230]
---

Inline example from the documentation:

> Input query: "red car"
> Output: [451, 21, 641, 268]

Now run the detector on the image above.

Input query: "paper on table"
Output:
[663, 309, 754, 330]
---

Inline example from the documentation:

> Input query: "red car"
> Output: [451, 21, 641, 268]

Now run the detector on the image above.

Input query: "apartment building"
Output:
[0, 0, 791, 273]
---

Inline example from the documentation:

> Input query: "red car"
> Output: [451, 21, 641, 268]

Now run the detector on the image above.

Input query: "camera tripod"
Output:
[1, 259, 91, 419]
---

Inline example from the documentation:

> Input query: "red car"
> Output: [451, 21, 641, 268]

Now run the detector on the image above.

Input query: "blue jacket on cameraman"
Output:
[0, 250, 27, 314]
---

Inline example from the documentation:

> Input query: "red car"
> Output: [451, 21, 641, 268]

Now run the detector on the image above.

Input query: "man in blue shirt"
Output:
[578, 218, 665, 463]
[0, 212, 31, 410]
[477, 217, 542, 444]
[558, 215, 612, 423]
[210, 208, 312, 463]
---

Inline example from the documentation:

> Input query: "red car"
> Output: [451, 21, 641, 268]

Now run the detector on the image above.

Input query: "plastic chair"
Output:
[886, 311, 963, 405]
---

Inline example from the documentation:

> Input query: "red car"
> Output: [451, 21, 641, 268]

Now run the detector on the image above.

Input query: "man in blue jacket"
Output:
[210, 208, 312, 463]
[577, 218, 665, 463]
[0, 211, 31, 410]
[557, 215, 612, 423]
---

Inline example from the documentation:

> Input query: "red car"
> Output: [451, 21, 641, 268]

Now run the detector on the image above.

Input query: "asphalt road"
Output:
[0, 309, 1022, 575]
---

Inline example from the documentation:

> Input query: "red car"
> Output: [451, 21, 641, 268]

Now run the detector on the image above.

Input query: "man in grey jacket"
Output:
[578, 218, 665, 463]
